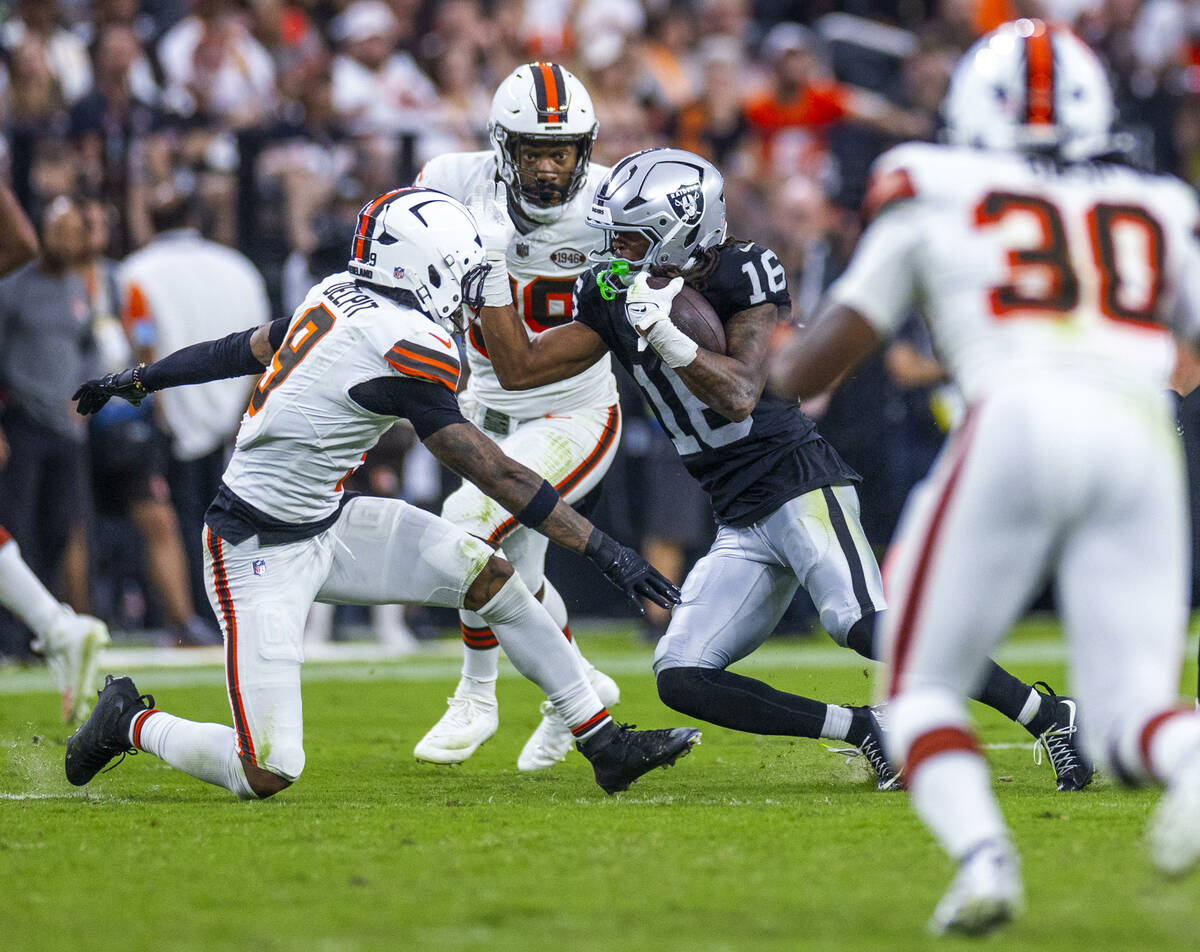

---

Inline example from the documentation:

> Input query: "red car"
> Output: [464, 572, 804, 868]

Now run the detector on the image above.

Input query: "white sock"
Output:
[476, 573, 602, 725]
[1147, 711, 1200, 785]
[821, 704, 852, 741]
[539, 579, 568, 630]
[539, 578, 597, 673]
[0, 538, 67, 638]
[459, 607, 501, 680]
[455, 674, 497, 700]
[547, 676, 611, 739]
[1016, 689, 1042, 727]
[910, 751, 1009, 860]
[131, 710, 256, 800]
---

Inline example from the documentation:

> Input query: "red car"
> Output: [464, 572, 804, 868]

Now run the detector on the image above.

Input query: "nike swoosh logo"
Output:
[431, 333, 452, 347]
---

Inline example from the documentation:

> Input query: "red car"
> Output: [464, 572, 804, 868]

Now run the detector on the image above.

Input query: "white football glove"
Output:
[466, 180, 514, 306]
[624, 272, 697, 368]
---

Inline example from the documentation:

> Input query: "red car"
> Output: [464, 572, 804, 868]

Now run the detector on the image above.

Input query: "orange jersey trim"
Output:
[862, 167, 916, 223]
[485, 404, 620, 546]
[385, 341, 461, 392]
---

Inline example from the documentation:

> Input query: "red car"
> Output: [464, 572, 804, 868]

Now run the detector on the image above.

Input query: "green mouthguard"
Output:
[596, 259, 631, 301]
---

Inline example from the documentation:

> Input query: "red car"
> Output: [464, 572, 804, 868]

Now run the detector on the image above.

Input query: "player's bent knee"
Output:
[241, 759, 295, 799]
[463, 555, 514, 612]
[656, 666, 710, 717]
[844, 611, 878, 660]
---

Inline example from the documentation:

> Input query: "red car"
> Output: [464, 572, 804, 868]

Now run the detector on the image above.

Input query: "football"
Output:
[647, 276, 726, 354]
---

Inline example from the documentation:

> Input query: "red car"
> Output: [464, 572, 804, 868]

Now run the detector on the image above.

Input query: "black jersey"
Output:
[573, 240, 858, 527]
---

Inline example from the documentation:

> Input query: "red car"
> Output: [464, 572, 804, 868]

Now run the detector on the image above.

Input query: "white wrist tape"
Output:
[481, 256, 513, 307]
[644, 318, 698, 368]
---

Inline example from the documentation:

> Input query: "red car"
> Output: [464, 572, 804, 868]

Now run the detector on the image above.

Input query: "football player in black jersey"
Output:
[476, 147, 1093, 791]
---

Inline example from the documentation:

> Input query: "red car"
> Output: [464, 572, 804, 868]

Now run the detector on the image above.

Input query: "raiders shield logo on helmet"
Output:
[667, 182, 704, 225]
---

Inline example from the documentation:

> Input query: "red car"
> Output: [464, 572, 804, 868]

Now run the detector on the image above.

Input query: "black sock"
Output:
[657, 666, 830, 738]
[843, 706, 874, 747]
[973, 661, 1047, 734]
[845, 612, 877, 660]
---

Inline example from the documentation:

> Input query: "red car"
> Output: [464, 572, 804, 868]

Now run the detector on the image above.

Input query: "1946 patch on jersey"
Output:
[550, 247, 587, 268]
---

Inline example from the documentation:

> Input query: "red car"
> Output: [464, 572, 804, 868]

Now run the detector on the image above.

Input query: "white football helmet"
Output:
[943, 19, 1116, 160]
[488, 62, 598, 223]
[347, 187, 489, 334]
[586, 148, 727, 273]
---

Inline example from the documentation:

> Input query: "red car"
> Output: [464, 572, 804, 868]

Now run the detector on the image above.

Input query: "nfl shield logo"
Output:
[253, 559, 267, 576]
[515, 241, 530, 258]
[393, 266, 405, 280]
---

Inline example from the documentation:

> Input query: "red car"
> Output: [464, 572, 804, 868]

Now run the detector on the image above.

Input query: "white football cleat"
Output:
[413, 694, 499, 764]
[928, 839, 1023, 937]
[1148, 744, 1200, 877]
[32, 611, 111, 722]
[517, 666, 620, 772]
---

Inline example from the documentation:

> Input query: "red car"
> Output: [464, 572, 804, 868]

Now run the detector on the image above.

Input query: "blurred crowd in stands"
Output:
[3, 0, 1200, 654]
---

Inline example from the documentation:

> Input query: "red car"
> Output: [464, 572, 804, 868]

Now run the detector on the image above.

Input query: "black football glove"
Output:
[72, 364, 148, 415]
[584, 528, 682, 613]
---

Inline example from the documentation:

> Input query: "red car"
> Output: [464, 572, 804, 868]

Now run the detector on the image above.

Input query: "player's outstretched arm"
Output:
[767, 302, 881, 403]
[464, 179, 608, 389]
[0, 184, 38, 278]
[73, 318, 290, 414]
[423, 420, 680, 611]
[479, 302, 609, 390]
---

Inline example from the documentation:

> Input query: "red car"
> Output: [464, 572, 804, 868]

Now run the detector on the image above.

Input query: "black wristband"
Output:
[515, 479, 560, 528]
[584, 527, 619, 565]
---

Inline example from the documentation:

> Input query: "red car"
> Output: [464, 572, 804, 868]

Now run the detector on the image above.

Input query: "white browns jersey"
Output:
[416, 150, 618, 416]
[829, 142, 1200, 404]
[222, 272, 461, 523]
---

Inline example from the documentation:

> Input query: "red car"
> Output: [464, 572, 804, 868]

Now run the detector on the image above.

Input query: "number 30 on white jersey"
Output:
[830, 142, 1200, 403]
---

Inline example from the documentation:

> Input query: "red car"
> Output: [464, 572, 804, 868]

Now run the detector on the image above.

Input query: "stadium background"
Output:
[2, 0, 1200, 655]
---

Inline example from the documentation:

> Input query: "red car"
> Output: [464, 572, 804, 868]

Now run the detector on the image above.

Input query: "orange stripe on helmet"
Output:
[538, 62, 560, 113]
[1025, 24, 1055, 126]
[353, 188, 406, 262]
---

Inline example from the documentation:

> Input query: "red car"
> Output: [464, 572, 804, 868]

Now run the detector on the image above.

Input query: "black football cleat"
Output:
[577, 721, 700, 794]
[1031, 682, 1094, 792]
[857, 708, 903, 791]
[828, 706, 903, 791]
[65, 675, 155, 786]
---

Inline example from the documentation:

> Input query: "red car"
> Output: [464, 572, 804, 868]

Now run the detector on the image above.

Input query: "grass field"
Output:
[2, 617, 1198, 952]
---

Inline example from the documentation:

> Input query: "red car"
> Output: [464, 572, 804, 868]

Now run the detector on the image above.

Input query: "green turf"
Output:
[2, 619, 1198, 952]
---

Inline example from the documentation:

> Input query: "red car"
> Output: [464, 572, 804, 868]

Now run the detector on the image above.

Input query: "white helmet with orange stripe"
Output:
[488, 62, 598, 223]
[943, 19, 1117, 160]
[347, 187, 490, 334]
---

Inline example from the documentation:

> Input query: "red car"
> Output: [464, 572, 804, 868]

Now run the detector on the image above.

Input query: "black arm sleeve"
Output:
[139, 317, 291, 392]
[348, 376, 468, 439]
